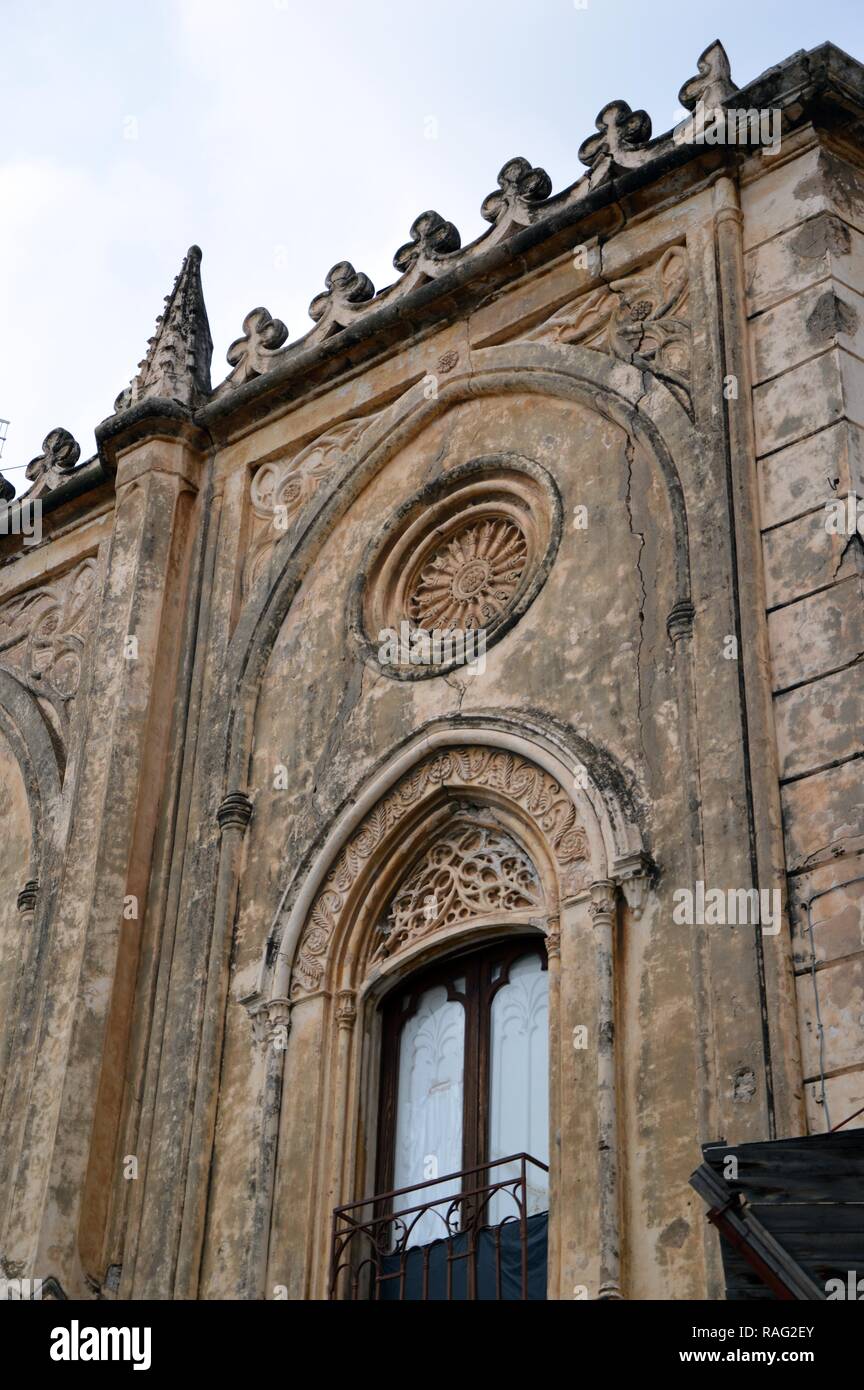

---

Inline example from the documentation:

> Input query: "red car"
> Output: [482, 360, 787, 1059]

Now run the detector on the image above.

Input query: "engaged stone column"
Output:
[173, 789, 254, 1296]
[589, 879, 622, 1301]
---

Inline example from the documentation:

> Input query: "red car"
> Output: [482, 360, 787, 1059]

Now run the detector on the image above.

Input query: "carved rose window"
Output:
[356, 455, 561, 678]
[407, 518, 529, 632]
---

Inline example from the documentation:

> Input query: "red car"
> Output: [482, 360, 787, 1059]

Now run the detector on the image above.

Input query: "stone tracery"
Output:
[290, 746, 590, 997]
[373, 818, 543, 962]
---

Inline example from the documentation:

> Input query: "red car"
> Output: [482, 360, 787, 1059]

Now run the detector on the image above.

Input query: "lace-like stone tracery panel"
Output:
[290, 746, 589, 997]
[375, 821, 542, 961]
[408, 519, 528, 632]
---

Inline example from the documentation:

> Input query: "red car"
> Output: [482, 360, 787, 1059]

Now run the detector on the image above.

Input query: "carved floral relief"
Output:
[0, 558, 99, 716]
[245, 416, 375, 596]
[527, 245, 691, 411]
[291, 747, 590, 997]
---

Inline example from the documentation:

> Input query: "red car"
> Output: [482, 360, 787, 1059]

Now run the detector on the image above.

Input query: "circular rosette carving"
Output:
[408, 518, 528, 632]
[355, 454, 561, 679]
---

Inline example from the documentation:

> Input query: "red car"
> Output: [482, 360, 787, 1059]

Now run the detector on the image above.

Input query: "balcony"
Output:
[329, 1153, 549, 1300]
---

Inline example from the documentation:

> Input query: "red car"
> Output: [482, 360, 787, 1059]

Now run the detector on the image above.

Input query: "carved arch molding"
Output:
[290, 745, 592, 999]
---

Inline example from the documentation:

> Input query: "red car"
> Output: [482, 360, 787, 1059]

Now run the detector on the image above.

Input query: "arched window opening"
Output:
[331, 937, 550, 1300]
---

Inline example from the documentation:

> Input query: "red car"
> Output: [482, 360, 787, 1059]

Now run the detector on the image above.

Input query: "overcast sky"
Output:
[2, 0, 863, 480]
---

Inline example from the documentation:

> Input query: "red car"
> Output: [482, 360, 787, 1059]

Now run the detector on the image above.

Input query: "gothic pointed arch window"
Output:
[330, 805, 554, 1300]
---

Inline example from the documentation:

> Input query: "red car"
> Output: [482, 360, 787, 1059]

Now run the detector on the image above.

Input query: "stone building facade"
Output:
[0, 39, 862, 1301]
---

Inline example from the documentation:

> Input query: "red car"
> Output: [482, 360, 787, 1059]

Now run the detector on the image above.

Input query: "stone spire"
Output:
[115, 245, 213, 413]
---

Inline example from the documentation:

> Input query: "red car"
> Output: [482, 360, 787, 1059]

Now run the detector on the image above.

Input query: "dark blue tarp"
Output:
[377, 1212, 548, 1300]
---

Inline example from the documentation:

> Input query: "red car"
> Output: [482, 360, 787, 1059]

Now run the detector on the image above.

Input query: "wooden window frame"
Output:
[375, 935, 547, 1200]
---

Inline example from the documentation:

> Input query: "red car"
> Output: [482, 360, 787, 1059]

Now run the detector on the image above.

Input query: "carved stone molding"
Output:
[291, 746, 590, 998]
[667, 599, 695, 643]
[526, 245, 691, 411]
[0, 558, 98, 714]
[372, 817, 543, 963]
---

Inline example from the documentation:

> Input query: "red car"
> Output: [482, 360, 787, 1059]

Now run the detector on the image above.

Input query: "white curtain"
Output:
[393, 984, 465, 1248]
[488, 953, 549, 1223]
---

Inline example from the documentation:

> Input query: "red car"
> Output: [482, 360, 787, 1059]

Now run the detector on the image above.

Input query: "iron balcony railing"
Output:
[329, 1153, 549, 1301]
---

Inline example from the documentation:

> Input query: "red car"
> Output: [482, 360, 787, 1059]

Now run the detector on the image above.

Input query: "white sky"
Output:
[2, 0, 863, 480]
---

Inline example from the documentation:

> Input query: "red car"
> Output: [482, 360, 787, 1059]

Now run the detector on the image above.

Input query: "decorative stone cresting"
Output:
[24, 429, 82, 499]
[308, 261, 375, 339]
[527, 245, 691, 411]
[226, 308, 289, 386]
[115, 245, 213, 412]
[393, 211, 461, 278]
[373, 818, 543, 962]
[481, 158, 553, 232]
[678, 38, 737, 115]
[214, 42, 736, 394]
[0, 558, 98, 711]
[578, 101, 654, 184]
[290, 747, 590, 997]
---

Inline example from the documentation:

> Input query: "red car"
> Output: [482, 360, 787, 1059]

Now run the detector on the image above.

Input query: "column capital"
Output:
[611, 851, 655, 920]
[245, 995, 291, 1050]
[336, 989, 357, 1031]
[588, 880, 617, 922]
[544, 915, 561, 960]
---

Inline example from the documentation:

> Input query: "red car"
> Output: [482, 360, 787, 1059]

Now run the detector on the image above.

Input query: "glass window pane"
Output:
[393, 984, 465, 1248]
[488, 952, 549, 1221]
